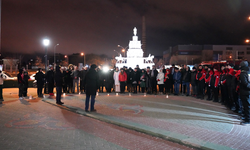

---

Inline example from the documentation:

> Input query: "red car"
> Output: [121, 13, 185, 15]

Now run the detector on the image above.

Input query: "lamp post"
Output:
[43, 38, 50, 71]
[113, 50, 120, 55]
[64, 55, 68, 66]
[54, 44, 59, 68]
[118, 45, 128, 57]
[81, 52, 86, 65]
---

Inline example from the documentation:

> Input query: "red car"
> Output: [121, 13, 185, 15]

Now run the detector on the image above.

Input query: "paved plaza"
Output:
[1, 88, 250, 150]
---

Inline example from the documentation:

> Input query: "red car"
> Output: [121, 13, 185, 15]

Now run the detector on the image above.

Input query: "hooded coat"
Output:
[239, 61, 250, 96]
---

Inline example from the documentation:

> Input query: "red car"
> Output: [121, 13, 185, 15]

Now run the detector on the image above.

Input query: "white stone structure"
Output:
[115, 27, 155, 69]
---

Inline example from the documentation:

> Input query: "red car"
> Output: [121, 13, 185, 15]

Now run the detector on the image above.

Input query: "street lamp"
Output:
[43, 38, 50, 71]
[246, 39, 250, 44]
[64, 55, 68, 65]
[248, 16, 250, 20]
[54, 44, 59, 68]
[118, 45, 128, 57]
[81, 52, 86, 65]
[113, 50, 120, 55]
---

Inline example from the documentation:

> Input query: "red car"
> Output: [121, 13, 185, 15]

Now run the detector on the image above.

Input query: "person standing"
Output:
[80, 67, 88, 93]
[173, 68, 181, 95]
[157, 69, 164, 94]
[17, 69, 24, 100]
[196, 65, 206, 99]
[239, 61, 250, 125]
[182, 66, 191, 96]
[55, 65, 64, 105]
[119, 69, 127, 93]
[164, 69, 172, 95]
[190, 67, 198, 97]
[150, 65, 158, 95]
[23, 70, 30, 98]
[132, 68, 140, 94]
[113, 67, 120, 93]
[85, 64, 99, 112]
[210, 67, 220, 102]
[140, 69, 146, 93]
[35, 68, 45, 97]
[0, 71, 4, 101]
[220, 65, 227, 105]
[46, 66, 54, 97]
[205, 67, 213, 100]
[126, 68, 133, 92]
[145, 67, 152, 94]
[72, 66, 80, 93]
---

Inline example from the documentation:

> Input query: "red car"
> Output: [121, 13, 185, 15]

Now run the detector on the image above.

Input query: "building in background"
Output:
[163, 45, 250, 65]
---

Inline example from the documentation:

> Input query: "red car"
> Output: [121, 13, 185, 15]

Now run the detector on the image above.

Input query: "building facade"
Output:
[163, 45, 250, 65]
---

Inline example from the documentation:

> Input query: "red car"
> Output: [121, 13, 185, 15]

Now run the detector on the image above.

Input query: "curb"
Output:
[42, 99, 235, 150]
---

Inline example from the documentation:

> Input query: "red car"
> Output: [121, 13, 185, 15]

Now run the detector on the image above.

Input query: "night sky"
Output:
[2, 0, 250, 57]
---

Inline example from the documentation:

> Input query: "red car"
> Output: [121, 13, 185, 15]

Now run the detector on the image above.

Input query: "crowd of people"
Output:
[14, 61, 250, 124]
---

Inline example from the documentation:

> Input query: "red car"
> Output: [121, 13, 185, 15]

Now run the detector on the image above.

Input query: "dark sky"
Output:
[2, 0, 250, 57]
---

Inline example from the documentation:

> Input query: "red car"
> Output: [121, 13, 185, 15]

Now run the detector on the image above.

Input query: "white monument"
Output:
[115, 27, 155, 69]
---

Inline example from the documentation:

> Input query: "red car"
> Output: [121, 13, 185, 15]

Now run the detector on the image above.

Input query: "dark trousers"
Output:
[191, 84, 197, 96]
[206, 85, 212, 100]
[85, 94, 96, 111]
[174, 83, 180, 94]
[37, 83, 43, 96]
[18, 84, 24, 97]
[0, 85, 3, 99]
[56, 86, 62, 103]
[141, 87, 145, 93]
[23, 85, 28, 97]
[127, 83, 132, 92]
[197, 80, 205, 98]
[213, 87, 219, 102]
[120, 82, 126, 93]
[240, 95, 250, 122]
[48, 83, 54, 94]
[151, 78, 157, 93]
[234, 93, 242, 113]
[158, 84, 164, 93]
[99, 81, 105, 92]
[221, 85, 228, 104]
[133, 84, 138, 93]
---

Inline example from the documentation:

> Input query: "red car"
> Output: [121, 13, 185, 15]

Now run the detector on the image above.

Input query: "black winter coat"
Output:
[35, 71, 44, 85]
[55, 67, 63, 87]
[239, 61, 250, 96]
[85, 69, 99, 95]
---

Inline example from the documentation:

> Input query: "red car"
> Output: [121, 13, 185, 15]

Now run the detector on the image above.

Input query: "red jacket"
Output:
[196, 69, 206, 81]
[205, 70, 214, 84]
[213, 71, 221, 88]
[119, 72, 127, 82]
[164, 69, 171, 82]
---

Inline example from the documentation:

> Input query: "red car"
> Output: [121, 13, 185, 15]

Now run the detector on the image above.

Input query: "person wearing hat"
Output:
[55, 65, 64, 104]
[35, 68, 45, 97]
[84, 64, 99, 112]
[239, 61, 250, 125]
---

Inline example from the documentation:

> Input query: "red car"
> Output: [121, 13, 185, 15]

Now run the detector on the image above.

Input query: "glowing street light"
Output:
[246, 39, 250, 44]
[81, 52, 86, 65]
[118, 45, 128, 57]
[248, 16, 250, 20]
[43, 38, 50, 71]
